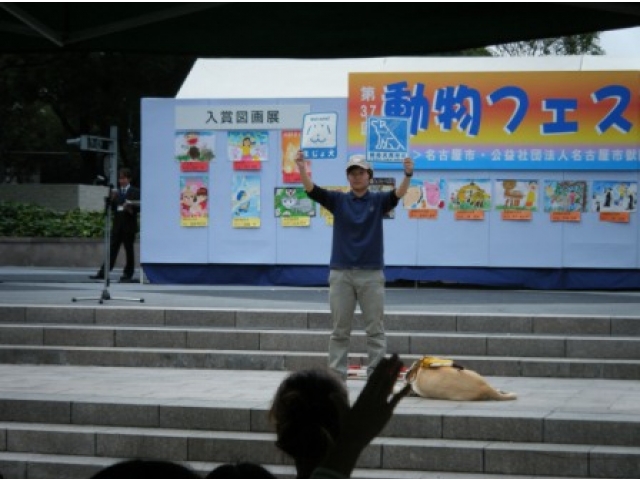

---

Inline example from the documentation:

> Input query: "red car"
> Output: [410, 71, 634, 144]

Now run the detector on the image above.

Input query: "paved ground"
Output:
[2, 266, 640, 315]
[1, 364, 638, 418]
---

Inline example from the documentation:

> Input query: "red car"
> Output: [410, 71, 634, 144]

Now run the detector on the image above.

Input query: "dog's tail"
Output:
[491, 389, 518, 401]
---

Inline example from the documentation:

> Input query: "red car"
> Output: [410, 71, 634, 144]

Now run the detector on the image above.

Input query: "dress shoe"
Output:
[119, 275, 133, 283]
[89, 274, 104, 280]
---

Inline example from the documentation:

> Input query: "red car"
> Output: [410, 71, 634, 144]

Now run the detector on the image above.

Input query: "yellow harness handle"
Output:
[419, 356, 455, 368]
[405, 356, 465, 384]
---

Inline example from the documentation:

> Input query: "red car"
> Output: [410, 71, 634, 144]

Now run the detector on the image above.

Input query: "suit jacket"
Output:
[111, 185, 140, 234]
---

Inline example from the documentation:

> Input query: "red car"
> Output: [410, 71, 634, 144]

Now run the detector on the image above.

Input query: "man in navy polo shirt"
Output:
[295, 151, 414, 380]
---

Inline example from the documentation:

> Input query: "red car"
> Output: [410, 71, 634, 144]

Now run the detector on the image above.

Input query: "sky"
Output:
[599, 26, 640, 56]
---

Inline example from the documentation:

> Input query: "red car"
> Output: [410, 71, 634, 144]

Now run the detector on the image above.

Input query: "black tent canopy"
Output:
[1, 3, 640, 57]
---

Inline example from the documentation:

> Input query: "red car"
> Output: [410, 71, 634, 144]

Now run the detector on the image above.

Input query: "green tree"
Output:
[488, 33, 604, 56]
[0, 52, 196, 183]
[0, 56, 68, 182]
[434, 47, 492, 57]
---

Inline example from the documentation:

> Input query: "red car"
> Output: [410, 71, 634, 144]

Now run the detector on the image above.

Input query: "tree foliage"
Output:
[0, 53, 196, 183]
[488, 33, 603, 57]
[0, 34, 603, 185]
[438, 47, 493, 57]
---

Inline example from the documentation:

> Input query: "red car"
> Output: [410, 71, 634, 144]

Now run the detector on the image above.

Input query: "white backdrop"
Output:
[140, 56, 640, 272]
[141, 97, 639, 270]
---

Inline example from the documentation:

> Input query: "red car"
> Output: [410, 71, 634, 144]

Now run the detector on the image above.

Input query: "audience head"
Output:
[269, 368, 348, 476]
[205, 462, 275, 478]
[91, 459, 199, 478]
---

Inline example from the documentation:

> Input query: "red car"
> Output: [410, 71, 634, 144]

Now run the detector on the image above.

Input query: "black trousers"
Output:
[98, 216, 137, 278]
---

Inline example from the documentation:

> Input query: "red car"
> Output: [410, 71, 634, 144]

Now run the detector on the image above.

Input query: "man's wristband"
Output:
[404, 171, 413, 177]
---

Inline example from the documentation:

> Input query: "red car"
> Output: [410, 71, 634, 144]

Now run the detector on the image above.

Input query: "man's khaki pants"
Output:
[328, 268, 387, 379]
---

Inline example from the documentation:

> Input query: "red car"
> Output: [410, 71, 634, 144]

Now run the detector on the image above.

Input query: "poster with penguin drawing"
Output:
[590, 180, 637, 212]
[231, 173, 261, 228]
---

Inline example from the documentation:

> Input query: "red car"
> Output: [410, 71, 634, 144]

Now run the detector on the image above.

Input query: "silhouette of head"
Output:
[269, 369, 348, 469]
[206, 462, 275, 478]
[92, 459, 199, 478]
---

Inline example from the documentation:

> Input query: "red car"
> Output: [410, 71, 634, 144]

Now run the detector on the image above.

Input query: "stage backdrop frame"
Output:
[140, 56, 640, 289]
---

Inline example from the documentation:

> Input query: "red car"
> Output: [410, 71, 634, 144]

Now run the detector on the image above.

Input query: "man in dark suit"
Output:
[90, 167, 140, 283]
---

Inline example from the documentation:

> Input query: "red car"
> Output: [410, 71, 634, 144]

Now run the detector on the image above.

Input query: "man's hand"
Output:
[295, 150, 315, 192]
[395, 157, 415, 199]
[403, 157, 414, 176]
[295, 150, 306, 173]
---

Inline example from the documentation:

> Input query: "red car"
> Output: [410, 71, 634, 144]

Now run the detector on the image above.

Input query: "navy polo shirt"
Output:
[307, 185, 399, 270]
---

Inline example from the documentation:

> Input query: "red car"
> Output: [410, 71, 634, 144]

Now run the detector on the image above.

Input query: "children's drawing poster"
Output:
[447, 179, 492, 211]
[403, 178, 446, 211]
[543, 180, 587, 212]
[228, 131, 268, 171]
[231, 173, 261, 228]
[370, 177, 396, 219]
[274, 187, 316, 226]
[281, 130, 312, 183]
[174, 131, 215, 172]
[494, 179, 539, 211]
[590, 180, 637, 212]
[180, 175, 209, 227]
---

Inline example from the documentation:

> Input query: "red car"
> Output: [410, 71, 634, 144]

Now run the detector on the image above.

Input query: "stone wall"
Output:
[0, 238, 139, 268]
[0, 184, 109, 212]
[0, 185, 141, 268]
[0, 184, 137, 267]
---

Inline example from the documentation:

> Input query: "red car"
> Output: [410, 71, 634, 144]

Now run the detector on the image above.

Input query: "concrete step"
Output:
[0, 344, 639, 379]
[1, 305, 639, 336]
[0, 452, 295, 479]
[2, 324, 640, 359]
[0, 421, 638, 477]
[0, 301, 638, 477]
[1, 397, 639, 447]
[0, 452, 552, 479]
[0, 364, 637, 479]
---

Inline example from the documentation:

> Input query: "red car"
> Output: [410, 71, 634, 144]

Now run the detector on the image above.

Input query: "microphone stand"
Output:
[73, 185, 144, 304]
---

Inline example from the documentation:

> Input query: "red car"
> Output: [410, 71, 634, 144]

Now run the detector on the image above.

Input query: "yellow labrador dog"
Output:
[404, 356, 517, 401]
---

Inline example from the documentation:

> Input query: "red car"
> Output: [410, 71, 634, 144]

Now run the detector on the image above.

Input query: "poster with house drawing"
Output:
[494, 179, 539, 211]
[447, 179, 491, 211]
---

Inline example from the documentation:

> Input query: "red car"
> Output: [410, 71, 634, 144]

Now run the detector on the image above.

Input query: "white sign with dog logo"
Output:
[301, 112, 338, 159]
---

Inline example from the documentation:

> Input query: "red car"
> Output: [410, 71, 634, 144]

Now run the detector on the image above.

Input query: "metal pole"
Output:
[72, 125, 143, 303]
[109, 125, 118, 187]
